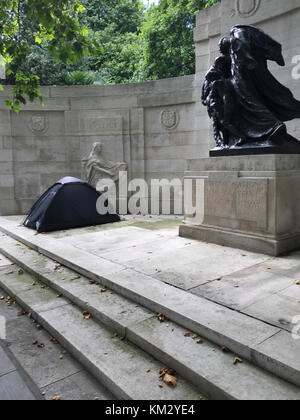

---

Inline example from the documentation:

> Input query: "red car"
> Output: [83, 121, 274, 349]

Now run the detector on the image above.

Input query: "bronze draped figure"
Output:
[202, 25, 300, 155]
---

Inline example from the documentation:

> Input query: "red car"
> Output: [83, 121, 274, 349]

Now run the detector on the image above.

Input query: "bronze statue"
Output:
[202, 25, 300, 155]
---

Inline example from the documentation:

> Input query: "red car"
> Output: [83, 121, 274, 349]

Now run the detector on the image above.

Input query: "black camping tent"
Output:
[24, 177, 120, 233]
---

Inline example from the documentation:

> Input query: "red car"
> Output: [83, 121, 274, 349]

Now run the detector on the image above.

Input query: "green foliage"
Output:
[80, 0, 145, 84]
[139, 0, 220, 80]
[1, 0, 220, 102]
[64, 70, 95, 85]
[0, 0, 100, 111]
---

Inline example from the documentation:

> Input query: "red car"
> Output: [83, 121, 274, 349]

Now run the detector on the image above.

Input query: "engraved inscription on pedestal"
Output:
[205, 177, 268, 230]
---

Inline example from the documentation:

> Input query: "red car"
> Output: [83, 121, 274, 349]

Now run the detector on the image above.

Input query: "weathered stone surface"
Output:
[0, 253, 12, 267]
[0, 346, 15, 377]
[41, 371, 114, 401]
[0, 73, 196, 215]
[180, 155, 300, 256]
[0, 371, 36, 400]
[2, 217, 300, 395]
[128, 317, 300, 400]
[0, 284, 115, 400]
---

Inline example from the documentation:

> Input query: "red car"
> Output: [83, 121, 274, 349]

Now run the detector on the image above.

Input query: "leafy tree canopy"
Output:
[0, 0, 100, 111]
[139, 0, 219, 80]
[1, 0, 220, 108]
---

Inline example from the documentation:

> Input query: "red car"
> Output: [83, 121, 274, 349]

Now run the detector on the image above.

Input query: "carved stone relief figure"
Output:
[84, 142, 127, 189]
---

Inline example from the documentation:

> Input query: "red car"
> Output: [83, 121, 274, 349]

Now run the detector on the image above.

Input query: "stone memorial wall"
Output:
[0, 76, 196, 215]
[1, 0, 300, 216]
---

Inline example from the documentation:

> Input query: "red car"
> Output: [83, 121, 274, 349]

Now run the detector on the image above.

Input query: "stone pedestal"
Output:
[179, 155, 300, 256]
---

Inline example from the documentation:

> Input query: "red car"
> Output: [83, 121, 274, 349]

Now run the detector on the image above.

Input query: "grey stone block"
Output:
[0, 371, 36, 400]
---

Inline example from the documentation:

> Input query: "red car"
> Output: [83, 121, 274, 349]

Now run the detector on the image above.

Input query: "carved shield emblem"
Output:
[28, 115, 48, 134]
[161, 109, 179, 130]
[236, 0, 261, 17]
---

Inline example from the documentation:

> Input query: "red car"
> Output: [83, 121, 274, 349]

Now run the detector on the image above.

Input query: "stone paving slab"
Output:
[1, 216, 300, 388]
[70, 227, 173, 256]
[0, 254, 13, 268]
[30, 304, 201, 400]
[192, 263, 295, 311]
[0, 266, 70, 315]
[41, 371, 114, 401]
[0, 370, 36, 400]
[0, 236, 154, 337]
[0, 285, 115, 400]
[127, 317, 300, 400]
[244, 293, 300, 333]
[0, 346, 15, 377]
[253, 330, 300, 389]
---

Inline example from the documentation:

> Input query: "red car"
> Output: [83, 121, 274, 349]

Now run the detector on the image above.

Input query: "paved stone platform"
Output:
[5, 215, 299, 336]
[0, 215, 300, 396]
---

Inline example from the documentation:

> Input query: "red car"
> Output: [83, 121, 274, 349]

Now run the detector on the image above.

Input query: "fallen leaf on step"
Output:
[52, 396, 61, 401]
[37, 343, 45, 348]
[5, 271, 14, 275]
[196, 339, 203, 344]
[54, 265, 61, 271]
[30, 282, 36, 286]
[294, 281, 300, 285]
[157, 313, 168, 323]
[163, 374, 177, 387]
[32, 340, 38, 345]
[192, 334, 198, 340]
[50, 337, 58, 344]
[159, 367, 175, 378]
[0, 296, 4, 301]
[18, 269, 24, 275]
[18, 310, 26, 317]
[59, 354, 64, 360]
[221, 346, 229, 353]
[158, 383, 164, 388]
[184, 332, 191, 337]
[233, 357, 243, 365]
[83, 311, 91, 320]
[101, 287, 107, 293]
[6, 296, 14, 306]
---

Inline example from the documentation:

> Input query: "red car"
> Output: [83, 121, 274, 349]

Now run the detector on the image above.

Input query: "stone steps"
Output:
[1, 232, 300, 399]
[0, 217, 300, 390]
[0, 264, 200, 400]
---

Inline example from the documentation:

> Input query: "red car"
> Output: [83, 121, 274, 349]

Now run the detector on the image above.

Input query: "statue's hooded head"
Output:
[93, 142, 102, 155]
[88, 142, 103, 160]
[219, 37, 231, 56]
